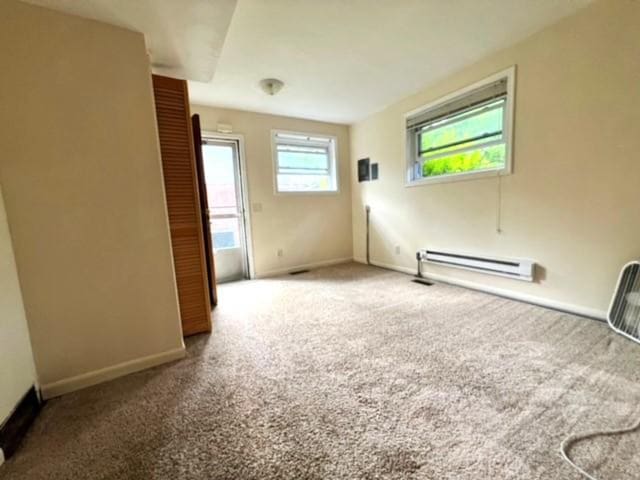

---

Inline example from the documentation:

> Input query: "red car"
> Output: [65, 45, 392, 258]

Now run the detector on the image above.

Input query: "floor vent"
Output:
[412, 278, 434, 286]
[289, 269, 310, 275]
[419, 249, 535, 282]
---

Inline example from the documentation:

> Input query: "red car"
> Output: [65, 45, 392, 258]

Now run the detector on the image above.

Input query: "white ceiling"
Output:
[22, 0, 592, 124]
[189, 0, 592, 123]
[21, 0, 238, 81]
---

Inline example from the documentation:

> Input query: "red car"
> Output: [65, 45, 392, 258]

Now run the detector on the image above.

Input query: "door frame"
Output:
[192, 115, 217, 306]
[201, 131, 255, 280]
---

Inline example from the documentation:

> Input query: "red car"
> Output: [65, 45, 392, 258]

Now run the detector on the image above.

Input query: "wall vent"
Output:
[419, 249, 535, 282]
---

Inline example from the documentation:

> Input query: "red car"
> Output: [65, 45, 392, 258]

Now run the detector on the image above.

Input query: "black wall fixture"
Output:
[358, 158, 370, 182]
[0, 386, 42, 460]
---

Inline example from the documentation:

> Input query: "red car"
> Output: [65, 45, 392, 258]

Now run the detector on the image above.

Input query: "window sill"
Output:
[405, 167, 508, 187]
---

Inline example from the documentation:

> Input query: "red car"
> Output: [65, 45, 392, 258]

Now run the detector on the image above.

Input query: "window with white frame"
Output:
[272, 131, 338, 193]
[406, 67, 515, 185]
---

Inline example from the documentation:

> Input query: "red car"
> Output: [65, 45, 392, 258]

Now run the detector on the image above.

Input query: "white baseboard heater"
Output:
[418, 249, 535, 282]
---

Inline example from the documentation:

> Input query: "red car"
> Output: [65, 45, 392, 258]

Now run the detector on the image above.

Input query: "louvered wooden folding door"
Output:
[152, 75, 212, 336]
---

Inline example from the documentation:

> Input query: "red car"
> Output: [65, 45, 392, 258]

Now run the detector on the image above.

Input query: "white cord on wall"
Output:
[560, 417, 640, 479]
[496, 174, 503, 234]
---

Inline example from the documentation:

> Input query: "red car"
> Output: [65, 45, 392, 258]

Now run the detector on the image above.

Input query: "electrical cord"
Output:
[496, 174, 503, 234]
[560, 416, 640, 479]
[365, 205, 371, 265]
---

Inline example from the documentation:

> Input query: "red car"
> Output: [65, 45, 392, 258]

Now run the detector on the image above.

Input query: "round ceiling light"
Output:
[259, 78, 284, 96]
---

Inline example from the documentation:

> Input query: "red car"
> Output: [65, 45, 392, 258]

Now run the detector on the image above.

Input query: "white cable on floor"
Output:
[560, 416, 640, 480]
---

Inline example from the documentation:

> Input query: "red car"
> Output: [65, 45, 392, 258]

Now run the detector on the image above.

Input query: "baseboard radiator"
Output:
[418, 249, 535, 282]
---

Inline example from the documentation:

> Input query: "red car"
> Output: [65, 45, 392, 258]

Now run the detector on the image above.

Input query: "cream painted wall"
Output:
[350, 0, 639, 317]
[0, 184, 37, 425]
[192, 106, 353, 276]
[0, 1, 184, 391]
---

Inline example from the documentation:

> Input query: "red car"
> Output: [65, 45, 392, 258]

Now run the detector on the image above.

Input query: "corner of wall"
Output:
[0, 0, 184, 395]
[347, 1, 639, 314]
[0, 183, 38, 425]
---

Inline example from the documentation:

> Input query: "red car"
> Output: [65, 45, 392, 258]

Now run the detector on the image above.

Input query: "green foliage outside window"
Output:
[422, 144, 505, 177]
[419, 100, 506, 178]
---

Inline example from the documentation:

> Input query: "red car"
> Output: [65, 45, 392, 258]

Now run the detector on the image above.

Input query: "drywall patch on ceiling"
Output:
[20, 0, 237, 81]
[189, 0, 592, 123]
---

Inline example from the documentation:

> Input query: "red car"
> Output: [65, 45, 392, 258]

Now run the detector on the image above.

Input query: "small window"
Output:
[406, 67, 515, 185]
[272, 131, 338, 193]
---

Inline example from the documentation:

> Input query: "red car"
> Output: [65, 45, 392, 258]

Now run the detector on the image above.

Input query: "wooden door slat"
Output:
[152, 74, 212, 337]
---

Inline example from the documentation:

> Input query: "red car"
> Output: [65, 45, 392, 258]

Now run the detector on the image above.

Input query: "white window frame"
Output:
[271, 129, 339, 195]
[404, 66, 516, 187]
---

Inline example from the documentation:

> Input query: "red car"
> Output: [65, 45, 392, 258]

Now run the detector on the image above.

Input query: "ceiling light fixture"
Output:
[259, 78, 284, 96]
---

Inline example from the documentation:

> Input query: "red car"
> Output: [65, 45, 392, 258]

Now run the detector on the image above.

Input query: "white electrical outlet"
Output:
[277, 248, 284, 257]
[253, 202, 263, 213]
[395, 245, 401, 255]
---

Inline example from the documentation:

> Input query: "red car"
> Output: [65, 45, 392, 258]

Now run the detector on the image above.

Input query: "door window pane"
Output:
[211, 217, 239, 249]
[203, 145, 237, 214]
[203, 144, 240, 250]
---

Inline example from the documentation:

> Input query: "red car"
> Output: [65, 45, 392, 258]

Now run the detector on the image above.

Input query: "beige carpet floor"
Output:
[1, 263, 639, 479]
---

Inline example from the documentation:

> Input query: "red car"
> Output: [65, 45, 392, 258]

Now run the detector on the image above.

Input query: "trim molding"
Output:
[40, 346, 186, 399]
[355, 257, 607, 321]
[255, 257, 353, 279]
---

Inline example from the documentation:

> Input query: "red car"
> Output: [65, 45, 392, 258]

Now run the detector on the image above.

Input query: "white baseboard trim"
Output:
[254, 256, 353, 279]
[355, 257, 416, 275]
[40, 346, 186, 399]
[355, 258, 607, 321]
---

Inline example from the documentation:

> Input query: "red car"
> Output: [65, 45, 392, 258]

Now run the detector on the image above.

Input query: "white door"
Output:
[201, 138, 249, 283]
